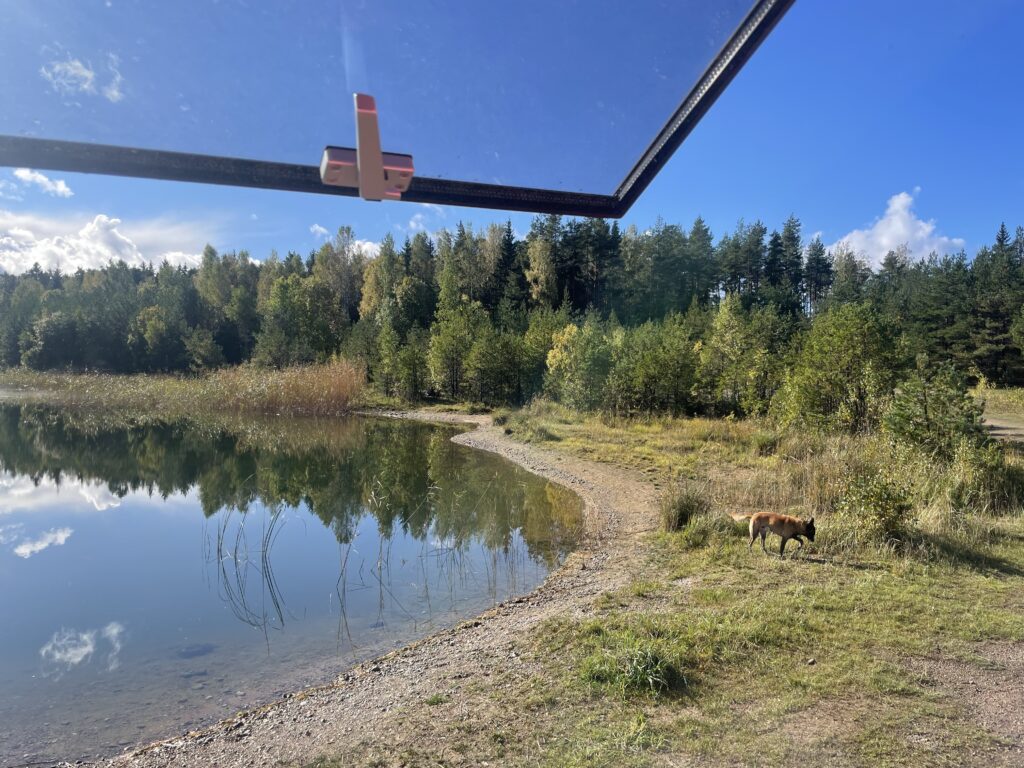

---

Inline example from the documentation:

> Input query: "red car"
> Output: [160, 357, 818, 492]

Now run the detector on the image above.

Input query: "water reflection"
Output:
[0, 405, 582, 764]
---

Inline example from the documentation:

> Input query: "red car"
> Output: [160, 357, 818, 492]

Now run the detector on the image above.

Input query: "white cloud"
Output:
[354, 239, 379, 258]
[0, 523, 22, 544]
[13, 527, 73, 558]
[0, 475, 122, 515]
[102, 622, 125, 670]
[40, 50, 125, 104]
[102, 54, 124, 103]
[829, 188, 964, 267]
[39, 622, 126, 676]
[41, 628, 96, 670]
[0, 209, 214, 274]
[419, 203, 447, 218]
[0, 179, 23, 201]
[40, 56, 96, 96]
[14, 168, 74, 198]
[309, 223, 330, 239]
[399, 203, 447, 235]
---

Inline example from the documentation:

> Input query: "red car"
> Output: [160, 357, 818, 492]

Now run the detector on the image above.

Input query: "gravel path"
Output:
[77, 411, 658, 768]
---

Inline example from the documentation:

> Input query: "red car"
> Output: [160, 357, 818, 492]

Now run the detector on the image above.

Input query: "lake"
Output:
[0, 405, 582, 765]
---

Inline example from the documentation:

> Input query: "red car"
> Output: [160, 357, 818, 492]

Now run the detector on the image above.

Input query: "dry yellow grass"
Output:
[0, 359, 366, 417]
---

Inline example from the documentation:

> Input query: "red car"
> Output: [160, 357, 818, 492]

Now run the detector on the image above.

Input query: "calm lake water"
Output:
[0, 405, 582, 766]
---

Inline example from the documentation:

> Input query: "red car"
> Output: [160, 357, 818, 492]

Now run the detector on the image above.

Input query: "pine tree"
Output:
[780, 214, 804, 294]
[803, 236, 833, 314]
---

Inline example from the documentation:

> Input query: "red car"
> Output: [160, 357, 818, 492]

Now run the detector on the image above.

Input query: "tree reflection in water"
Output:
[0, 404, 583, 643]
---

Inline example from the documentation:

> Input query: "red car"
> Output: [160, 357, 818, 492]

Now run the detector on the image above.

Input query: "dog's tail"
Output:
[727, 512, 753, 522]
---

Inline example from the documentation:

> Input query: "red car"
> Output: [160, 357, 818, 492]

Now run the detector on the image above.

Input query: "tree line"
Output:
[2, 214, 1023, 423]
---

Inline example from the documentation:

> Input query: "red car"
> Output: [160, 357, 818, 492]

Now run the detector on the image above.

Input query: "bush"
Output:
[924, 439, 1024, 519]
[883, 358, 989, 460]
[751, 430, 781, 457]
[660, 481, 712, 532]
[835, 468, 914, 546]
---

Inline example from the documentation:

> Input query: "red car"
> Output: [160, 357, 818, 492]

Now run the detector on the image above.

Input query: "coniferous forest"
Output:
[2, 214, 1023, 427]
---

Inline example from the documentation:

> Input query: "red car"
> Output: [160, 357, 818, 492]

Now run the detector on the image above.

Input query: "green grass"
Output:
[531, 518, 1024, 766]
[0, 359, 365, 417]
[497, 399, 767, 477]
[486, 400, 1024, 765]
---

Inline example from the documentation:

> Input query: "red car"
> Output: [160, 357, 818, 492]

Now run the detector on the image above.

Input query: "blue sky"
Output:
[1, 0, 1022, 274]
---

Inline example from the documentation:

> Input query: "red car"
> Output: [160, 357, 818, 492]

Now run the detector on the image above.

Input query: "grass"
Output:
[0, 359, 366, 417]
[529, 516, 1024, 766]
[496, 399, 766, 477]
[975, 385, 1024, 420]
[480, 398, 1024, 766]
[659, 480, 711, 532]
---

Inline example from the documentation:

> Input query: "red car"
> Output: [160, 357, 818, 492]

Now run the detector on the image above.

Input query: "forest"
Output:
[2, 214, 1023, 429]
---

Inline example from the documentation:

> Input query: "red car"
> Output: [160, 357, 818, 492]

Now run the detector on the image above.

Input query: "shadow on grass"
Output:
[911, 532, 1024, 577]
[790, 554, 887, 572]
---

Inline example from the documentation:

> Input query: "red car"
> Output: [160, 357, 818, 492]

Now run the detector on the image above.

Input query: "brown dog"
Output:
[743, 512, 815, 557]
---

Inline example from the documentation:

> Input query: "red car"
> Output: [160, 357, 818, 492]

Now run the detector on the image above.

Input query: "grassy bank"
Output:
[476, 400, 1024, 766]
[526, 524, 1024, 767]
[978, 385, 1024, 419]
[0, 359, 366, 417]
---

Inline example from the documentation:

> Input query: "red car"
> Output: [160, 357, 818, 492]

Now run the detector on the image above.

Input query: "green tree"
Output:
[545, 314, 611, 410]
[184, 326, 226, 371]
[605, 314, 696, 414]
[775, 303, 901, 432]
[696, 294, 751, 414]
[803, 236, 833, 314]
[883, 357, 988, 459]
[428, 262, 486, 398]
[396, 326, 430, 401]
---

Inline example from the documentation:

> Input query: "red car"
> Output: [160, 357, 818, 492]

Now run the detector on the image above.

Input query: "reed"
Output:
[0, 359, 366, 417]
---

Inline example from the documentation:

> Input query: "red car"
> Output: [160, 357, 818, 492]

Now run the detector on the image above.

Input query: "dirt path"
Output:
[985, 413, 1024, 443]
[84, 411, 658, 768]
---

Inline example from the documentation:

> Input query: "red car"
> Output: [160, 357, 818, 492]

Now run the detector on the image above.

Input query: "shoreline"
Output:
[64, 408, 657, 768]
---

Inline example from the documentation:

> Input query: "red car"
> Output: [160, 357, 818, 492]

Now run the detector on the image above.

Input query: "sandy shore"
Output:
[68, 410, 658, 768]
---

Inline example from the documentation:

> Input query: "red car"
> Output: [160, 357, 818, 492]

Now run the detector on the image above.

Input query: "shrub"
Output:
[936, 439, 1024, 518]
[751, 430, 781, 457]
[883, 357, 989, 460]
[660, 481, 712, 532]
[835, 468, 914, 546]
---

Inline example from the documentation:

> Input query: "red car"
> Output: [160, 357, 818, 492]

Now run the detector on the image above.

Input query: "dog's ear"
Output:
[808, 516, 815, 523]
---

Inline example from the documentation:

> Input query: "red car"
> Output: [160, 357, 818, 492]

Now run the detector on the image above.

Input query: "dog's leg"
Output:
[793, 535, 805, 556]
[748, 521, 756, 551]
[779, 536, 788, 557]
[760, 528, 769, 555]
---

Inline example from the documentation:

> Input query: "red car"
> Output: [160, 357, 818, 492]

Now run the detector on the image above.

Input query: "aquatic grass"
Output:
[0, 359, 366, 418]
